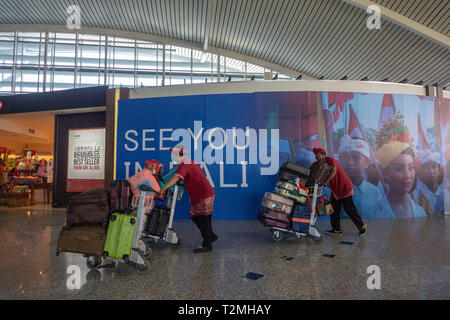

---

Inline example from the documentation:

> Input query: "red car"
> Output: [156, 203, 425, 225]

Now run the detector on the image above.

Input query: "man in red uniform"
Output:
[162, 146, 218, 253]
[312, 147, 367, 236]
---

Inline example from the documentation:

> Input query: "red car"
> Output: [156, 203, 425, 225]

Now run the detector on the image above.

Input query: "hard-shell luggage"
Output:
[257, 208, 291, 229]
[103, 213, 136, 260]
[280, 162, 310, 178]
[144, 205, 171, 237]
[292, 204, 311, 234]
[66, 188, 110, 227]
[262, 192, 294, 214]
[56, 224, 106, 256]
[274, 181, 308, 204]
[145, 160, 164, 179]
[128, 169, 161, 197]
[279, 170, 307, 185]
[110, 180, 132, 213]
[306, 161, 331, 187]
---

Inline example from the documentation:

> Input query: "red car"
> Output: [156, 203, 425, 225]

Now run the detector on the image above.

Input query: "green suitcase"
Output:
[104, 212, 136, 260]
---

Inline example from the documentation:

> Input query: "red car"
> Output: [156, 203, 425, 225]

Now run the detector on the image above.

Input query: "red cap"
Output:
[313, 147, 326, 155]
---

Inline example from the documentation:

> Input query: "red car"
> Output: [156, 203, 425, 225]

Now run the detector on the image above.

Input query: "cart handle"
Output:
[138, 184, 161, 194]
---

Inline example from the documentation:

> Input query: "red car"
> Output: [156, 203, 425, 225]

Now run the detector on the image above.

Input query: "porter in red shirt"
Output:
[175, 159, 215, 207]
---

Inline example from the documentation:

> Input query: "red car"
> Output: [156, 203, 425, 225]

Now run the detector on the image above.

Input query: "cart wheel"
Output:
[136, 263, 148, 274]
[86, 256, 102, 269]
[272, 230, 283, 242]
[171, 238, 181, 248]
[144, 247, 152, 260]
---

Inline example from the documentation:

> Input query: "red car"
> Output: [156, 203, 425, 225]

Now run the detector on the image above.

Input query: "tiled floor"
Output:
[0, 204, 448, 300]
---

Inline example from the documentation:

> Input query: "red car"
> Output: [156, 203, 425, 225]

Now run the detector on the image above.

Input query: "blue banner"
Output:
[116, 91, 449, 220]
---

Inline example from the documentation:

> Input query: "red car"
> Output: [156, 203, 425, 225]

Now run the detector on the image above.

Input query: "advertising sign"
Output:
[67, 128, 105, 192]
[116, 92, 449, 220]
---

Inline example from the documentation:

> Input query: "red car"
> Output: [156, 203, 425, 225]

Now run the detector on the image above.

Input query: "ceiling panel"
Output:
[0, 0, 448, 86]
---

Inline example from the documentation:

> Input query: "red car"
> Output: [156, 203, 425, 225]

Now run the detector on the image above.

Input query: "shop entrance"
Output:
[0, 112, 54, 208]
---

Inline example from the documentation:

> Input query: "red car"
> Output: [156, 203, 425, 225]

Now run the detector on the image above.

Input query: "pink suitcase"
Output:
[128, 169, 161, 196]
[258, 208, 291, 229]
[262, 192, 294, 214]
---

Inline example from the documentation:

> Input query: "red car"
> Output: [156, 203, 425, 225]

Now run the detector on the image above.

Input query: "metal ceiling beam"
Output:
[341, 0, 450, 49]
[203, 0, 217, 51]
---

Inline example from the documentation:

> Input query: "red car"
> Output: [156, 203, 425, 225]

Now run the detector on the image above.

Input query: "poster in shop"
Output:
[67, 128, 105, 192]
[115, 92, 449, 220]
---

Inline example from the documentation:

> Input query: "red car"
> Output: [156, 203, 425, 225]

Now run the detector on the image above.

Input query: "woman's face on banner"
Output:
[387, 154, 415, 194]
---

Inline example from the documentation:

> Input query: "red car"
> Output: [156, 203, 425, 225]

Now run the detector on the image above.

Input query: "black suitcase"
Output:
[278, 170, 308, 185]
[145, 206, 171, 237]
[280, 162, 310, 178]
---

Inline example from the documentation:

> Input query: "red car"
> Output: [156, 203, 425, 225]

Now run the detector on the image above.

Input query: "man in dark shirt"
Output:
[312, 147, 367, 236]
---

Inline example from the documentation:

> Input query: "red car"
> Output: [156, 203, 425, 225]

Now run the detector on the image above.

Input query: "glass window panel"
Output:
[0, 33, 14, 65]
[137, 71, 157, 87]
[79, 69, 101, 86]
[166, 45, 191, 86]
[16, 33, 42, 66]
[192, 72, 213, 84]
[113, 71, 135, 87]
[0, 67, 12, 92]
[225, 57, 245, 74]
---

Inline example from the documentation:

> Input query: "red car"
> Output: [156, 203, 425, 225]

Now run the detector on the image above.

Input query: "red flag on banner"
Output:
[348, 106, 364, 140]
[378, 94, 396, 130]
[327, 92, 354, 128]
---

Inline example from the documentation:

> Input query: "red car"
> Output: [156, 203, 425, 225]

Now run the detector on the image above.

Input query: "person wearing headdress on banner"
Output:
[375, 115, 426, 218]
[338, 135, 388, 219]
[414, 150, 444, 215]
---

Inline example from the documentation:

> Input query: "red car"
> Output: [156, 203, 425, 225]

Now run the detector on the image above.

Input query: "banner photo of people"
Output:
[116, 91, 449, 220]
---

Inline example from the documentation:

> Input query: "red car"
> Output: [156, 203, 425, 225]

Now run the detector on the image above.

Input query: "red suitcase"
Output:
[257, 208, 291, 229]
[110, 180, 132, 213]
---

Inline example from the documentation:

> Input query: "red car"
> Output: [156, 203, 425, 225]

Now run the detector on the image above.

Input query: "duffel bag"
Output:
[66, 188, 110, 227]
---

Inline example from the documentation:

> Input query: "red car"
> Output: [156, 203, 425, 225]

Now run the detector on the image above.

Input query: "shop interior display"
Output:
[0, 150, 53, 207]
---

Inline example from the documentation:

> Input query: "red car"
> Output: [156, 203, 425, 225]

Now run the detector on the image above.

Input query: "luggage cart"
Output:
[269, 182, 322, 243]
[85, 184, 158, 273]
[142, 182, 183, 248]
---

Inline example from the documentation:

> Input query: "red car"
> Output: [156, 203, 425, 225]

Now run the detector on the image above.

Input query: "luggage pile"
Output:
[56, 160, 168, 272]
[258, 161, 332, 242]
[258, 161, 313, 235]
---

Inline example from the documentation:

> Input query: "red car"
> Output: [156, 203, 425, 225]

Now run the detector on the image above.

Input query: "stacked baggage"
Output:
[258, 161, 311, 232]
[57, 188, 111, 257]
[258, 161, 326, 242]
[57, 166, 162, 272]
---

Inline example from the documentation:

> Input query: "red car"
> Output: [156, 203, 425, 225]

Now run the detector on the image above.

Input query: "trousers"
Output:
[330, 196, 365, 231]
[191, 214, 217, 248]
